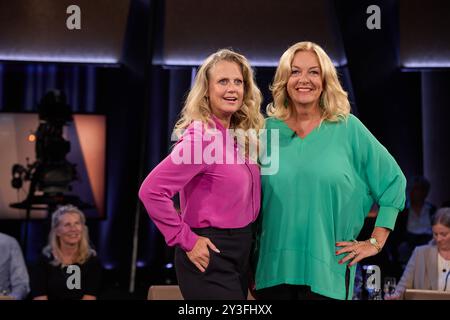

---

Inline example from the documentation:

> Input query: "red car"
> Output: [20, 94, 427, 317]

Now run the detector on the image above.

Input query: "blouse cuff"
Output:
[375, 206, 400, 230]
[179, 230, 199, 252]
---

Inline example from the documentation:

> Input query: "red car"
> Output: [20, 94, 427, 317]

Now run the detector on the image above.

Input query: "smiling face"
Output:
[433, 223, 450, 251]
[286, 50, 323, 108]
[56, 212, 83, 246]
[207, 60, 244, 120]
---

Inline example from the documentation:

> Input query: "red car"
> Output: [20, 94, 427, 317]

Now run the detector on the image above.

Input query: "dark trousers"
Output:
[256, 284, 335, 300]
[174, 224, 253, 300]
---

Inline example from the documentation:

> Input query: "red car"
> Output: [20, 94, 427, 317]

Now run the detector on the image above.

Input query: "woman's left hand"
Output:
[335, 240, 379, 266]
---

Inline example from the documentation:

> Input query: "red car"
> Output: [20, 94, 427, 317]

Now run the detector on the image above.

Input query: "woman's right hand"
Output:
[186, 236, 220, 272]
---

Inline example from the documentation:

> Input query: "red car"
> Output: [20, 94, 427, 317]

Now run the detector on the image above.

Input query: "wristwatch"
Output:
[367, 237, 382, 252]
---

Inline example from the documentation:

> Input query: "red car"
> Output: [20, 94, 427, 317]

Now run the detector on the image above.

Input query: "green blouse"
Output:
[255, 115, 406, 299]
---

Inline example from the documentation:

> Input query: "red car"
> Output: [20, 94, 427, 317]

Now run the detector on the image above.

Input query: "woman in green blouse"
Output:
[254, 41, 407, 300]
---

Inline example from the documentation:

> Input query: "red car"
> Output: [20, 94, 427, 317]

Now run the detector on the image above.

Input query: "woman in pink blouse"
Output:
[139, 49, 264, 299]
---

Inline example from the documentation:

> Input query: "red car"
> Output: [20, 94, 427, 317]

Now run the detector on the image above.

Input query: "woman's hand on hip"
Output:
[187, 236, 220, 272]
[335, 240, 379, 266]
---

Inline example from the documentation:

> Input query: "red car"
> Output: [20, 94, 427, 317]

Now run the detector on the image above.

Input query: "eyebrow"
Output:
[218, 77, 243, 81]
[291, 65, 320, 70]
[64, 220, 80, 224]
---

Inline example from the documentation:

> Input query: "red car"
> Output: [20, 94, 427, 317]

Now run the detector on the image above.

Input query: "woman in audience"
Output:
[30, 205, 102, 300]
[386, 207, 450, 299]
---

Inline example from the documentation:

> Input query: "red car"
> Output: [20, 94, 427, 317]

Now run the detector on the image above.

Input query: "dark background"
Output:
[0, 0, 449, 299]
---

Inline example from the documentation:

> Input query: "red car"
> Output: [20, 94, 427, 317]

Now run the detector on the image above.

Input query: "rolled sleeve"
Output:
[375, 206, 400, 230]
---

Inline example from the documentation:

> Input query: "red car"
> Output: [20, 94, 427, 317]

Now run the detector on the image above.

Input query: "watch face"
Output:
[370, 238, 377, 244]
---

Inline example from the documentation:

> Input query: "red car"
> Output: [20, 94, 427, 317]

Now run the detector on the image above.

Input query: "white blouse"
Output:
[437, 253, 450, 291]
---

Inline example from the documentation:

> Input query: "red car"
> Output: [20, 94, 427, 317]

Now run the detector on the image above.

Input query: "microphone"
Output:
[445, 270, 450, 291]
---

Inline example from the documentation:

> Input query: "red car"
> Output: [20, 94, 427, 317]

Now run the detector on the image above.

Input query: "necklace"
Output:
[439, 253, 450, 272]
[442, 260, 450, 273]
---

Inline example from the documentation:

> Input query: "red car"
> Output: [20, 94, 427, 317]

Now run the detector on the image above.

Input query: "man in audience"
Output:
[0, 232, 30, 299]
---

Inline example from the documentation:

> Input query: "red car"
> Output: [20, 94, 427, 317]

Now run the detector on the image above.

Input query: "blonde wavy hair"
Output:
[43, 205, 95, 266]
[173, 48, 264, 157]
[267, 41, 350, 122]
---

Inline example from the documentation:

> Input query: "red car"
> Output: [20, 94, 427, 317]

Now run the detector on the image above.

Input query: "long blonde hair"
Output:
[173, 49, 264, 156]
[43, 205, 94, 266]
[267, 41, 350, 122]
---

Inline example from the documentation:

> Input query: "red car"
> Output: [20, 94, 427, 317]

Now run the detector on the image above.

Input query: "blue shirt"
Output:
[406, 203, 433, 235]
[0, 233, 30, 299]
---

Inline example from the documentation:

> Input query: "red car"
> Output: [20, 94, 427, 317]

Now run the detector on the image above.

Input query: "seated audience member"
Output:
[386, 207, 450, 299]
[0, 232, 30, 299]
[391, 176, 436, 265]
[30, 205, 102, 300]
